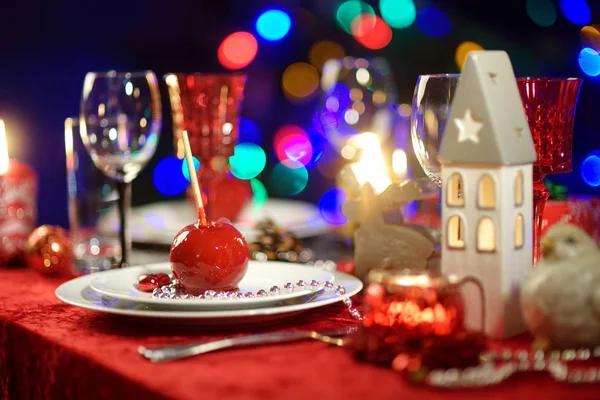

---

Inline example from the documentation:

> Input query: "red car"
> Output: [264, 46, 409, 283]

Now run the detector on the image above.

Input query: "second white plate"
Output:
[97, 199, 329, 244]
[89, 261, 335, 310]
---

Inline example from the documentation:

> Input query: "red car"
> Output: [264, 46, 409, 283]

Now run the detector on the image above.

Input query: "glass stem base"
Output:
[116, 181, 132, 268]
[533, 174, 549, 265]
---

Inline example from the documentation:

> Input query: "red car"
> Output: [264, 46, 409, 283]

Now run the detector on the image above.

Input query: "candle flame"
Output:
[0, 120, 9, 175]
[349, 132, 391, 194]
[392, 149, 408, 176]
[64, 118, 74, 170]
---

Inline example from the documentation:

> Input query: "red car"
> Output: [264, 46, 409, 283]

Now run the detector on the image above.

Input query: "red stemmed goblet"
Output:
[165, 73, 251, 221]
[516, 78, 583, 264]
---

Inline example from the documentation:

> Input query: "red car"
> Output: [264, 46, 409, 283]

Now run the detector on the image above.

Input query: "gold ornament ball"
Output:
[25, 225, 73, 275]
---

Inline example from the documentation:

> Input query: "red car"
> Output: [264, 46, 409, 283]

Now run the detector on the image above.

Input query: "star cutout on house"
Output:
[514, 126, 523, 137]
[455, 109, 483, 144]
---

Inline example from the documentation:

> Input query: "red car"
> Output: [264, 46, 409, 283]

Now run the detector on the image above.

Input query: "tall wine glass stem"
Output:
[533, 174, 549, 265]
[116, 180, 131, 268]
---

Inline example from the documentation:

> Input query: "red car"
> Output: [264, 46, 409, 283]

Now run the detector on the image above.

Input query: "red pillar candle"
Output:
[0, 120, 37, 265]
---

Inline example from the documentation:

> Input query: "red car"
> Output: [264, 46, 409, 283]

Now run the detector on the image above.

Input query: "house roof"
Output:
[438, 51, 537, 165]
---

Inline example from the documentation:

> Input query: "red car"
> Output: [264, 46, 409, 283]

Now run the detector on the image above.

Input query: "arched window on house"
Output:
[477, 217, 496, 252]
[447, 215, 465, 249]
[514, 214, 524, 249]
[515, 170, 524, 206]
[478, 175, 495, 209]
[447, 173, 464, 207]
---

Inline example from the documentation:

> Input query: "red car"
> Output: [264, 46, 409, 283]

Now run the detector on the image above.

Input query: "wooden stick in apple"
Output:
[181, 130, 208, 226]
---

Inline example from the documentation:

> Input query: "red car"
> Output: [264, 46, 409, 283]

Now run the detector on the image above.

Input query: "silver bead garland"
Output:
[150, 269, 364, 321]
[423, 345, 600, 387]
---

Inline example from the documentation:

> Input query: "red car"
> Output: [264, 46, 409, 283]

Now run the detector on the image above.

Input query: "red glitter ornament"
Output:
[25, 225, 72, 276]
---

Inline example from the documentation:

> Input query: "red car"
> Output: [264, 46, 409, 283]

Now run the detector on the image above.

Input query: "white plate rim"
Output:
[87, 262, 335, 308]
[55, 263, 363, 319]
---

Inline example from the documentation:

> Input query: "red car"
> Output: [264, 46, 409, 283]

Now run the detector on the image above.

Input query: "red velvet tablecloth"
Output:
[1, 267, 599, 400]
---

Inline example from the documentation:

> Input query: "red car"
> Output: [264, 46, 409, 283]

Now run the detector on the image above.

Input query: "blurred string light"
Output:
[218, 32, 258, 70]
[336, 1, 375, 34]
[229, 143, 266, 180]
[559, 0, 591, 27]
[154, 157, 189, 196]
[455, 41, 484, 69]
[526, 0, 557, 27]
[356, 68, 370, 85]
[352, 14, 393, 49]
[250, 178, 269, 211]
[255, 9, 292, 42]
[397, 103, 411, 117]
[181, 156, 201, 182]
[274, 125, 313, 168]
[319, 188, 348, 226]
[416, 7, 450, 37]
[581, 154, 600, 187]
[282, 62, 320, 102]
[309, 41, 345, 71]
[238, 116, 263, 145]
[271, 161, 309, 196]
[581, 25, 600, 52]
[578, 47, 600, 76]
[379, 0, 416, 29]
[305, 129, 326, 169]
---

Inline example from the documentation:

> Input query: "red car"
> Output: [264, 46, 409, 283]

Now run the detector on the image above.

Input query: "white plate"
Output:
[97, 199, 329, 244]
[55, 264, 363, 326]
[89, 262, 335, 310]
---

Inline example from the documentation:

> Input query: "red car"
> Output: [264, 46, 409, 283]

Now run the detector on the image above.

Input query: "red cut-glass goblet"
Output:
[165, 73, 251, 221]
[516, 78, 582, 264]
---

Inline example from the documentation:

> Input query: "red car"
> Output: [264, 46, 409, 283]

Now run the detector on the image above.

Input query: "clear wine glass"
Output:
[410, 74, 459, 187]
[80, 71, 162, 267]
[315, 57, 398, 157]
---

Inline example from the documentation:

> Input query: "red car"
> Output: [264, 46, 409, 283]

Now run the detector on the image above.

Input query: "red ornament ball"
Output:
[170, 220, 250, 294]
[25, 225, 73, 276]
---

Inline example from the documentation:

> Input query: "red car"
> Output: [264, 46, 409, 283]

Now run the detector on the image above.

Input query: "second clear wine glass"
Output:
[410, 74, 459, 188]
[80, 71, 162, 267]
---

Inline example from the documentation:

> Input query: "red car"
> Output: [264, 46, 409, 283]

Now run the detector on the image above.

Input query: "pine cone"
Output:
[249, 219, 309, 262]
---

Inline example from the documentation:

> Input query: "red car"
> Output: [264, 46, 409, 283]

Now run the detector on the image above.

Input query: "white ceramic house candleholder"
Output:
[438, 51, 536, 338]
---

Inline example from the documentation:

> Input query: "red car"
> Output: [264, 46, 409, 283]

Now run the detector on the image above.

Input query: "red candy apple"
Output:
[170, 220, 250, 294]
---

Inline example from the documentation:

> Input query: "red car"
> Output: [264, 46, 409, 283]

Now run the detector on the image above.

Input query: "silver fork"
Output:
[138, 326, 357, 362]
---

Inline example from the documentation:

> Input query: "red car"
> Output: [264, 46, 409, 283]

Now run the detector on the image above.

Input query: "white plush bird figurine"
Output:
[521, 223, 600, 350]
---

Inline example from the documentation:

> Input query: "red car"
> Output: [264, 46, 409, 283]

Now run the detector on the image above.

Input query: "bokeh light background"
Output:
[1, 0, 599, 227]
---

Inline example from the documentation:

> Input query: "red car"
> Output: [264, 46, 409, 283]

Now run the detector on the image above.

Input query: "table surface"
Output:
[1, 257, 600, 399]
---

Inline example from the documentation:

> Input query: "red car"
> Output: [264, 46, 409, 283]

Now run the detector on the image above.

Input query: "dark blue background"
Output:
[0, 0, 597, 228]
